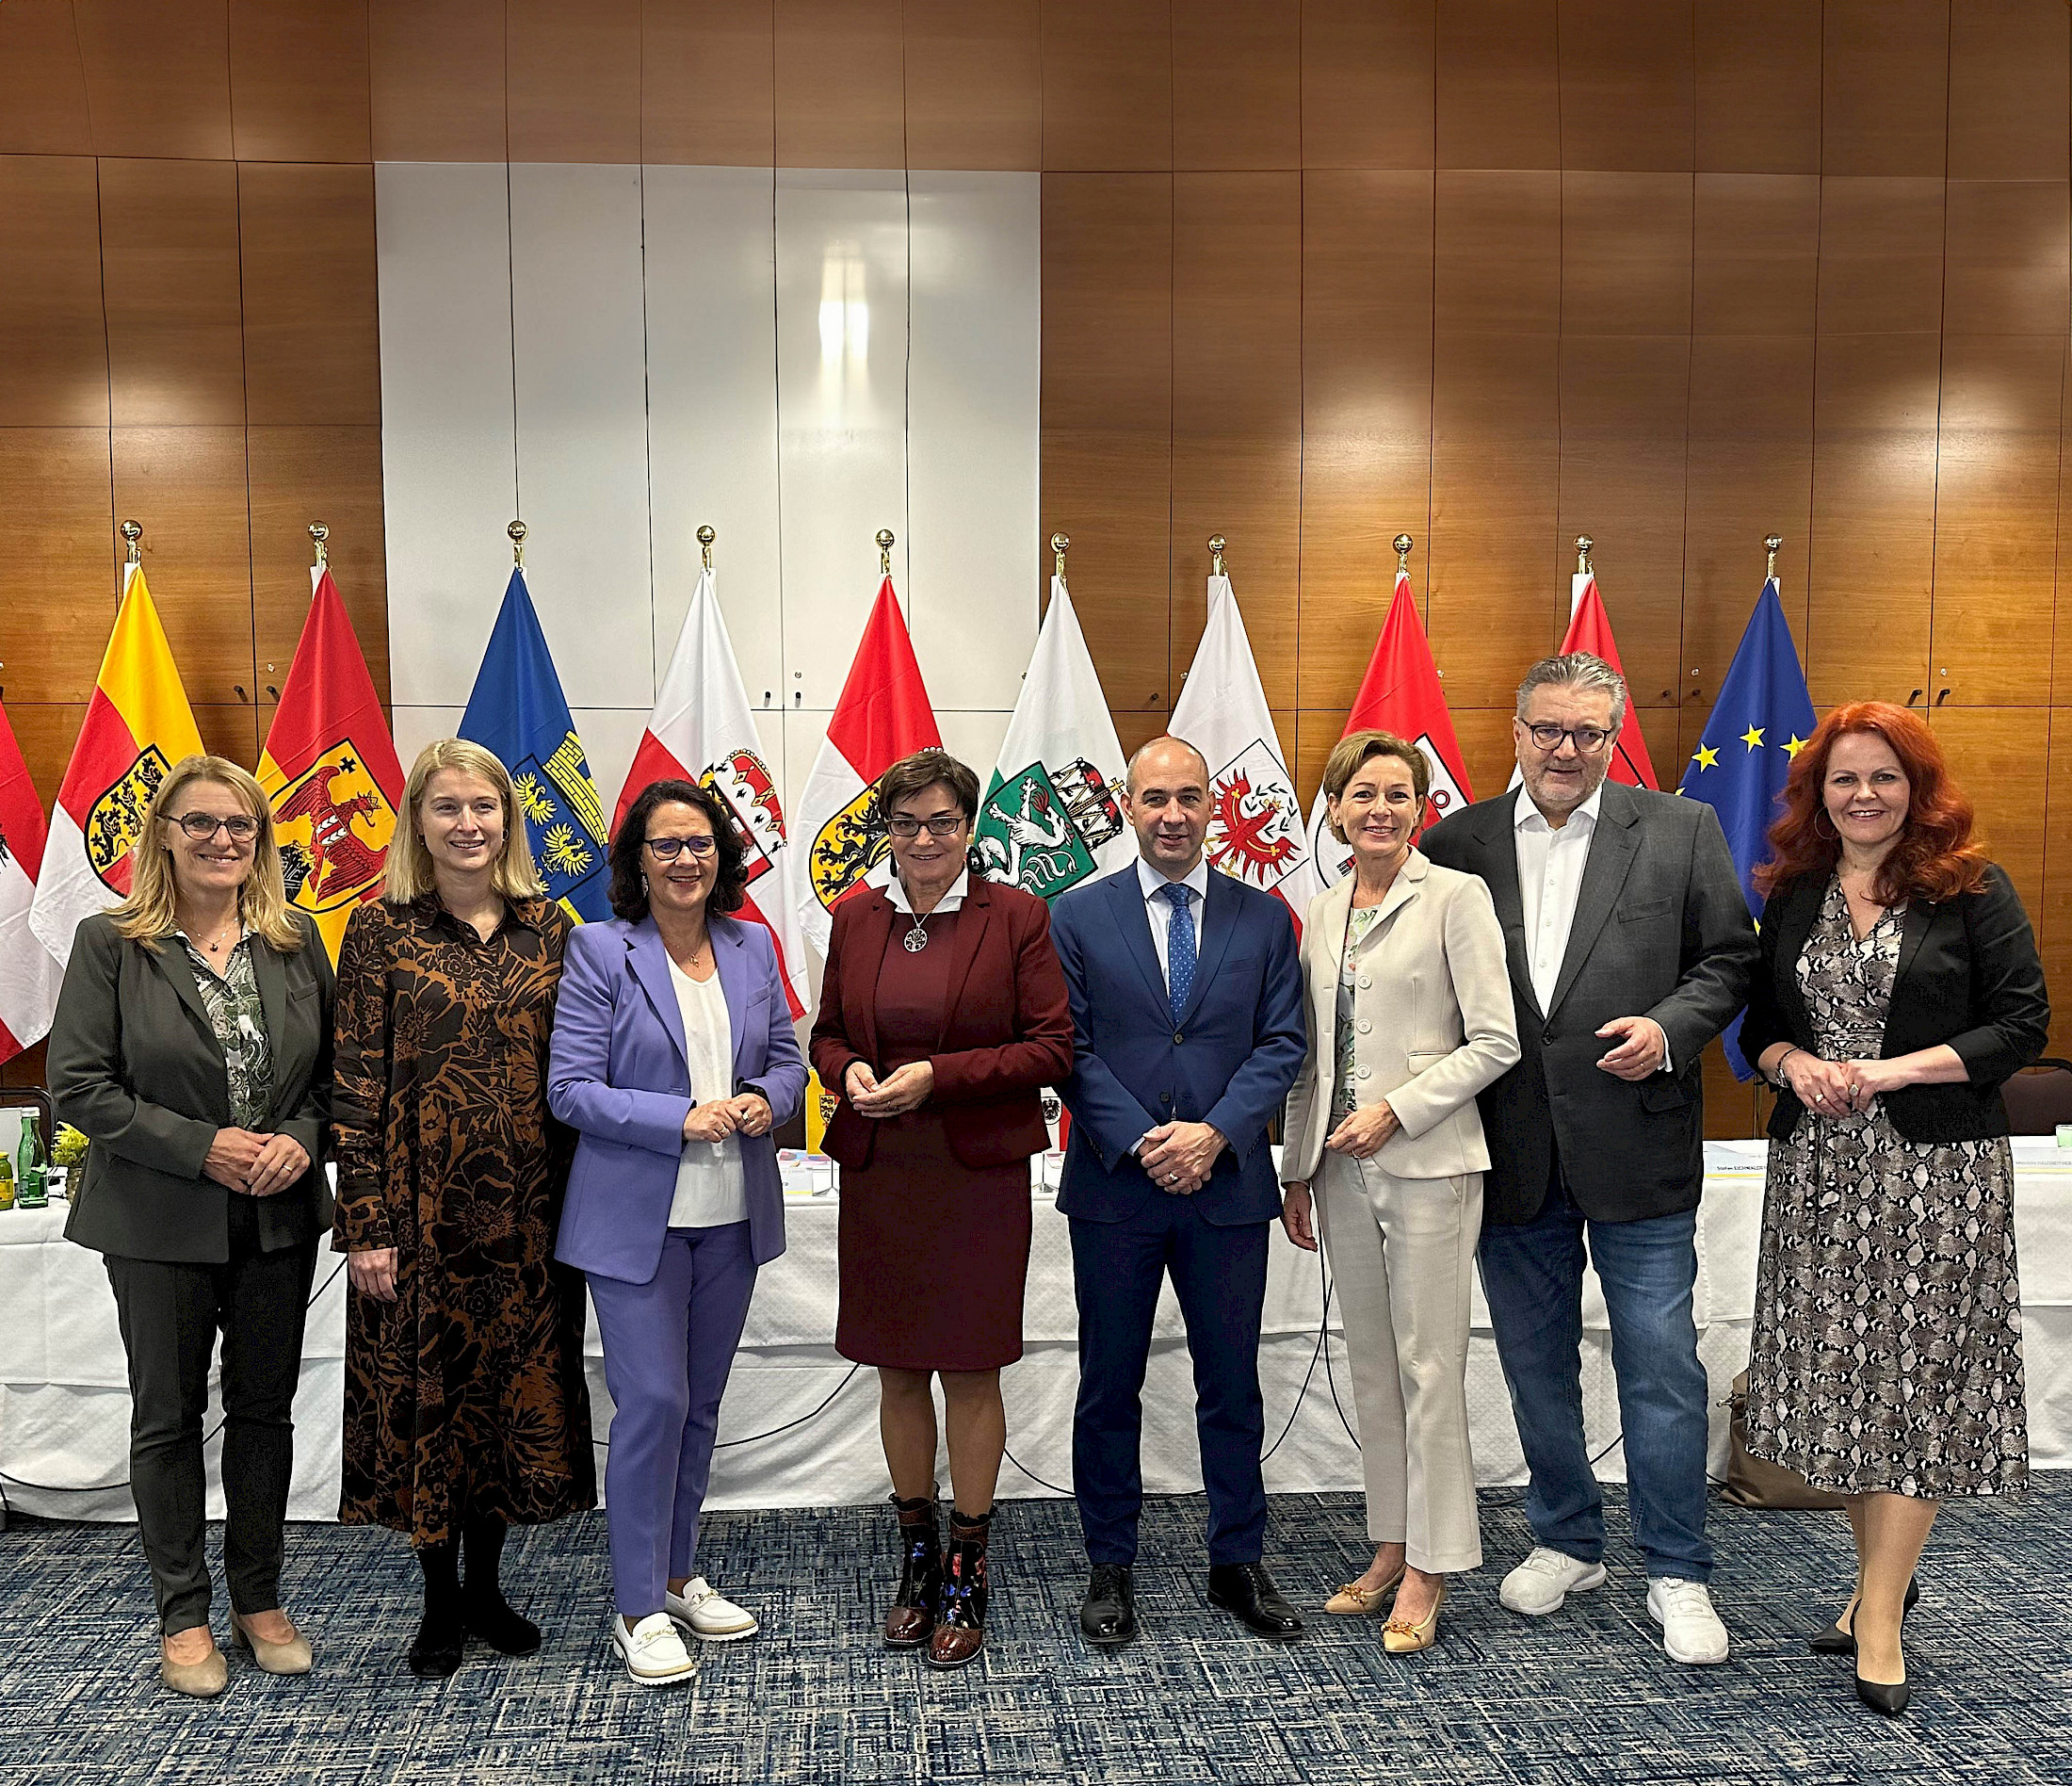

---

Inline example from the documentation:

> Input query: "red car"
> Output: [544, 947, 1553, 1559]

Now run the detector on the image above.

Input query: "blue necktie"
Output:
[1160, 883, 1197, 1023]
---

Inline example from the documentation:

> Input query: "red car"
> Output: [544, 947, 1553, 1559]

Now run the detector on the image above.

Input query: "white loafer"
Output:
[611, 1612, 698, 1685]
[666, 1577, 758, 1642]
[1647, 1578, 1729, 1664]
[1499, 1547, 1610, 1616]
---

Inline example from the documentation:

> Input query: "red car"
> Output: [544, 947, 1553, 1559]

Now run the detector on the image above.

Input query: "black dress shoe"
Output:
[1080, 1565, 1137, 1646]
[1206, 1563, 1304, 1639]
[1809, 1574, 1920, 1656]
[1854, 1670, 1910, 1715]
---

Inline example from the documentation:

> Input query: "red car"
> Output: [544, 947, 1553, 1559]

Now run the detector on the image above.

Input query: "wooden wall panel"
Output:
[0, 428, 115, 706]
[1557, 0, 1692, 172]
[1947, 0, 2070, 181]
[1928, 706, 2051, 915]
[0, 154, 107, 427]
[228, 0, 372, 163]
[1561, 171, 1692, 335]
[368, 0, 506, 163]
[1692, 0, 1821, 175]
[508, 0, 640, 163]
[1942, 181, 2072, 336]
[1299, 0, 1434, 171]
[1821, 0, 1950, 178]
[1815, 177, 1948, 334]
[73, 0, 235, 160]
[902, 0, 1041, 171]
[237, 163, 380, 427]
[2059, 343, 2072, 711]
[1435, 0, 1559, 171]
[0, 0, 95, 156]
[1172, 0, 1300, 171]
[774, 0, 904, 170]
[1692, 173, 1820, 336]
[2045, 715, 2072, 1056]
[1040, 0, 1171, 172]
[640, 0, 774, 167]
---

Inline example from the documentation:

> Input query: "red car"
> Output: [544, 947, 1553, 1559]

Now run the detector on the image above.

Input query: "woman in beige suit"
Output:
[1281, 731, 1520, 1653]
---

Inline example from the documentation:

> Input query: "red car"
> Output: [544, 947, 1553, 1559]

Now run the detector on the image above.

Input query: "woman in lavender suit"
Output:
[548, 777, 806, 1686]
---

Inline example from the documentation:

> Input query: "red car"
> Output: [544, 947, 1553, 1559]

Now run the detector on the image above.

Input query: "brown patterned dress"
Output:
[332, 894, 596, 1548]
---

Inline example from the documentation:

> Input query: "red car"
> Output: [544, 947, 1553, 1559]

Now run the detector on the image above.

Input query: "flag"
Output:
[1168, 571, 1310, 925]
[795, 576, 941, 956]
[459, 568, 611, 923]
[0, 701, 59, 1062]
[618, 562, 809, 1018]
[1287, 564, 1475, 908]
[1561, 570, 1659, 789]
[29, 562, 205, 969]
[257, 568, 406, 964]
[974, 577, 1133, 902]
[1677, 575, 1817, 1078]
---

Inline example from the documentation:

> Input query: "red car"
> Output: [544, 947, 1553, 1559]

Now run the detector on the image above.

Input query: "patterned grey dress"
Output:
[1744, 877, 2027, 1499]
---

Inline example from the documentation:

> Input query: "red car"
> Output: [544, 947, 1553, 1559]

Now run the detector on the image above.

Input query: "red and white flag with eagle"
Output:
[1167, 570, 1310, 932]
[617, 561, 809, 1018]
[0, 697, 59, 1063]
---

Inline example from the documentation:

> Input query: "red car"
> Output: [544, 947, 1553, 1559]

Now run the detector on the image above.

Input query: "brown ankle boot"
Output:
[883, 1492, 942, 1648]
[926, 1507, 994, 1670]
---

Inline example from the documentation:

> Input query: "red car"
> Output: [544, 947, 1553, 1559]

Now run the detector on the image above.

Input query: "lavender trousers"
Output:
[588, 1221, 758, 1618]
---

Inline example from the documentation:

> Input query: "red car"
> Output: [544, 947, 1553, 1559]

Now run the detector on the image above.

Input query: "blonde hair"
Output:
[1321, 729, 1430, 844]
[112, 755, 306, 953]
[384, 738, 544, 903]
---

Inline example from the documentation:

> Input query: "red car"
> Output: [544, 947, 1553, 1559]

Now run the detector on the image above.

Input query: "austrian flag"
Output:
[0, 700, 58, 1062]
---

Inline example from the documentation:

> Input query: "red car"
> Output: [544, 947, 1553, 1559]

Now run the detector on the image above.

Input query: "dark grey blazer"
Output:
[49, 910, 335, 1263]
[1421, 780, 1758, 1226]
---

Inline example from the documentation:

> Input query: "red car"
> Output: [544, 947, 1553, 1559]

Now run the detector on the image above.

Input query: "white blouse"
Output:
[667, 956, 748, 1229]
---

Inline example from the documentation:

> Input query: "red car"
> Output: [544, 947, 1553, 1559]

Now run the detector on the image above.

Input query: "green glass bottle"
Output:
[15, 1115, 46, 1209]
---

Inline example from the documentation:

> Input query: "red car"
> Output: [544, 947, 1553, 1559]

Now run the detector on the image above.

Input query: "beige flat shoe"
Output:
[1382, 1578, 1449, 1655]
[1325, 1562, 1407, 1616]
[160, 1633, 228, 1697]
[231, 1611, 313, 1676]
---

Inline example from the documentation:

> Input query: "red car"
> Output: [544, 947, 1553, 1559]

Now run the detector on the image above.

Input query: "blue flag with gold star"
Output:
[1677, 576, 1816, 1076]
[459, 568, 611, 922]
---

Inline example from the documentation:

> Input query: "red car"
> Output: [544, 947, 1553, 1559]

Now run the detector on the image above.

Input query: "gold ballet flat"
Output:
[1382, 1579, 1449, 1654]
[1325, 1563, 1407, 1616]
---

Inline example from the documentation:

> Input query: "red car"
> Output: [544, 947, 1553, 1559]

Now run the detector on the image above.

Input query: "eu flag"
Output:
[1677, 576, 1816, 1077]
[459, 568, 612, 922]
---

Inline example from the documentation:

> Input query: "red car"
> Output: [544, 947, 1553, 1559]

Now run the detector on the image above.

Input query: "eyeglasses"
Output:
[644, 836, 716, 861]
[886, 816, 966, 838]
[1523, 723, 1613, 755]
[172, 812, 259, 841]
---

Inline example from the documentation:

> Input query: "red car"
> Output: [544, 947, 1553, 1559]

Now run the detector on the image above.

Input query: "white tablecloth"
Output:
[5, 1142, 2069, 1522]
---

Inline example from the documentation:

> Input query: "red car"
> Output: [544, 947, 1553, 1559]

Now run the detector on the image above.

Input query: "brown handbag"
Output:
[1719, 1371, 1850, 1511]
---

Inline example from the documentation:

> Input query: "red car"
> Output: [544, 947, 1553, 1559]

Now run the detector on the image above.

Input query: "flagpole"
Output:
[1208, 533, 1225, 577]
[310, 522, 329, 571]
[877, 528, 894, 576]
[119, 519, 141, 601]
[1050, 530, 1069, 587]
[509, 519, 527, 566]
[698, 524, 716, 572]
[1394, 532, 1413, 575]
[1765, 533, 1782, 580]
[1575, 534, 1592, 576]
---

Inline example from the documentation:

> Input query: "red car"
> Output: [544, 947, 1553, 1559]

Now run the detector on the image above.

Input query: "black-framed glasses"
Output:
[644, 836, 716, 861]
[886, 816, 966, 838]
[1524, 723, 1613, 755]
[173, 812, 259, 841]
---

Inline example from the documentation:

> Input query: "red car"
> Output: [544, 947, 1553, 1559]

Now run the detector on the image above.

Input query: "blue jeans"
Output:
[1476, 1170, 1712, 1582]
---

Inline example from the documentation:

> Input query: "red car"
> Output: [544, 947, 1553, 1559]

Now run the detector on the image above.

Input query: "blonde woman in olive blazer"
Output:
[1281, 733, 1519, 1654]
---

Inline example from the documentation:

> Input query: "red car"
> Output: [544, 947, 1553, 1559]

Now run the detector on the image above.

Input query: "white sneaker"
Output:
[1498, 1547, 1610, 1616]
[1647, 1578, 1729, 1664]
[665, 1577, 759, 1642]
[611, 1612, 699, 1685]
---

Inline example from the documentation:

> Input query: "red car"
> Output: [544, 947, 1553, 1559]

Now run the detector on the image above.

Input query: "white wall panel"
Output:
[643, 166, 784, 709]
[509, 163, 654, 709]
[376, 163, 518, 708]
[907, 171, 1042, 714]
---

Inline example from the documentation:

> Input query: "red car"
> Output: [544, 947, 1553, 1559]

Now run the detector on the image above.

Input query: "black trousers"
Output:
[104, 1196, 317, 1635]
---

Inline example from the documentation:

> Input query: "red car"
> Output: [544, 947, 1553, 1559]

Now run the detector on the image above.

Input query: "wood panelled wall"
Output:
[2, 1, 2069, 1128]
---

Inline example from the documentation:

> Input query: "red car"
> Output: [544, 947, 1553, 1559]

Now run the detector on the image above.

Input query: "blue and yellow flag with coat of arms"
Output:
[459, 568, 612, 923]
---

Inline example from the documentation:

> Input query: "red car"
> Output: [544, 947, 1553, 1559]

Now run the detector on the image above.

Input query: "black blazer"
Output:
[1741, 865, 2050, 1145]
[49, 911, 335, 1264]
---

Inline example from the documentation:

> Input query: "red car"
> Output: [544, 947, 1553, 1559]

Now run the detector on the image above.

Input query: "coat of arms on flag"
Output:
[1204, 739, 1304, 892]
[510, 734, 609, 904]
[974, 756, 1124, 899]
[85, 745, 175, 891]
[271, 745, 396, 912]
[1305, 733, 1468, 884]
[701, 746, 785, 886]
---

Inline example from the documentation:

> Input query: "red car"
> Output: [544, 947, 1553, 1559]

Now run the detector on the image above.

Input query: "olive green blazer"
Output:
[48, 910, 334, 1263]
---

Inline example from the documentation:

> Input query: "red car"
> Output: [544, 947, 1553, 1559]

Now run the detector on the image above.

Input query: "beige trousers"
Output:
[1315, 1150, 1483, 1573]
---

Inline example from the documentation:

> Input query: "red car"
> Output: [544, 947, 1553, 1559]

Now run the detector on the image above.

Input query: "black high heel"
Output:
[1854, 1670, 1910, 1715]
[1808, 1573, 1918, 1656]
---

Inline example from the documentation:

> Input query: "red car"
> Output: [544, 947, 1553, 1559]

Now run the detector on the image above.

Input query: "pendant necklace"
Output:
[903, 913, 931, 953]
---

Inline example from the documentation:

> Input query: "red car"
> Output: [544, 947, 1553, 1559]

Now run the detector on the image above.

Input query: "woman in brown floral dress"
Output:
[333, 738, 595, 1678]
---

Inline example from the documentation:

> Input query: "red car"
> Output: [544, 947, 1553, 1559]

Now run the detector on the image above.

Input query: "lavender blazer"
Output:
[548, 914, 807, 1282]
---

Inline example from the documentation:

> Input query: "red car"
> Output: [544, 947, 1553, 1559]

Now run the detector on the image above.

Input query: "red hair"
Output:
[1756, 701, 1989, 904]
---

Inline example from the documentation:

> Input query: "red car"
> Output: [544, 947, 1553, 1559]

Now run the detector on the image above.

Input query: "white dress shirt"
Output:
[886, 867, 969, 915]
[1135, 855, 1212, 993]
[666, 957, 747, 1228]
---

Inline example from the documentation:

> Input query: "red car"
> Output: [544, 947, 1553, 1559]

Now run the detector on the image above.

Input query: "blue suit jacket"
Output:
[1050, 864, 1305, 1226]
[548, 914, 807, 1281]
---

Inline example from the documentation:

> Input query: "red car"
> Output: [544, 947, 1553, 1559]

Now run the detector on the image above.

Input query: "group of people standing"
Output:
[44, 650, 2048, 1720]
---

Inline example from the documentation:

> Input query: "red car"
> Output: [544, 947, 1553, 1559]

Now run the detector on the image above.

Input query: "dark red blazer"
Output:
[808, 876, 1074, 1172]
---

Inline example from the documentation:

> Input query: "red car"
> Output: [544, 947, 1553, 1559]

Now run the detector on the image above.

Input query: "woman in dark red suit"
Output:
[810, 748, 1073, 1670]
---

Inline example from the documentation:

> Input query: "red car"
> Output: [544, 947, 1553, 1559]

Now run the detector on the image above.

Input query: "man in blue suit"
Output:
[1050, 735, 1308, 1646]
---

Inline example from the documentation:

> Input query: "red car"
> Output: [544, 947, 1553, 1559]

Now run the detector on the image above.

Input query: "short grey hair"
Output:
[1125, 735, 1211, 792]
[1515, 652, 1627, 727]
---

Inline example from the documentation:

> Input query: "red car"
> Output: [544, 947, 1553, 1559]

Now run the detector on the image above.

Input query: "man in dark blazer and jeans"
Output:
[1422, 653, 1756, 1665]
[1050, 736, 1307, 1647]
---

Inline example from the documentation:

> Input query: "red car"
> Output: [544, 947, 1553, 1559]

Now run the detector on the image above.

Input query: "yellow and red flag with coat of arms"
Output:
[259, 567, 405, 962]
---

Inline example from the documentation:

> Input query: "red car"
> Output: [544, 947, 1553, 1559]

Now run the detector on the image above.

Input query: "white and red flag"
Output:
[1561, 567, 1659, 789]
[1168, 569, 1310, 930]
[0, 700, 59, 1063]
[1286, 562, 1474, 908]
[794, 576, 942, 957]
[618, 562, 809, 1017]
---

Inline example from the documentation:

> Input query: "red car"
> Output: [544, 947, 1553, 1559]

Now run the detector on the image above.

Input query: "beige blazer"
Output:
[1282, 849, 1521, 1186]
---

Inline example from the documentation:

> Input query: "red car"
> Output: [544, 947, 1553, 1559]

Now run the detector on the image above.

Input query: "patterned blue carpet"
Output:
[5, 1480, 2068, 1785]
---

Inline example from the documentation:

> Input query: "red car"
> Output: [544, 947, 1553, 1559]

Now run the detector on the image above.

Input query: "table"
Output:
[5, 1142, 2069, 1522]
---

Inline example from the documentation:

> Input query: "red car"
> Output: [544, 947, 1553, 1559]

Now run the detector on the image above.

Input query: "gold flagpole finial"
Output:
[121, 519, 142, 565]
[1050, 531, 1070, 583]
[310, 522, 329, 569]
[1575, 534, 1594, 576]
[876, 528, 895, 576]
[1764, 533, 1783, 580]
[697, 524, 716, 573]
[509, 519, 527, 566]
[1393, 533, 1414, 574]
[1208, 534, 1226, 577]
